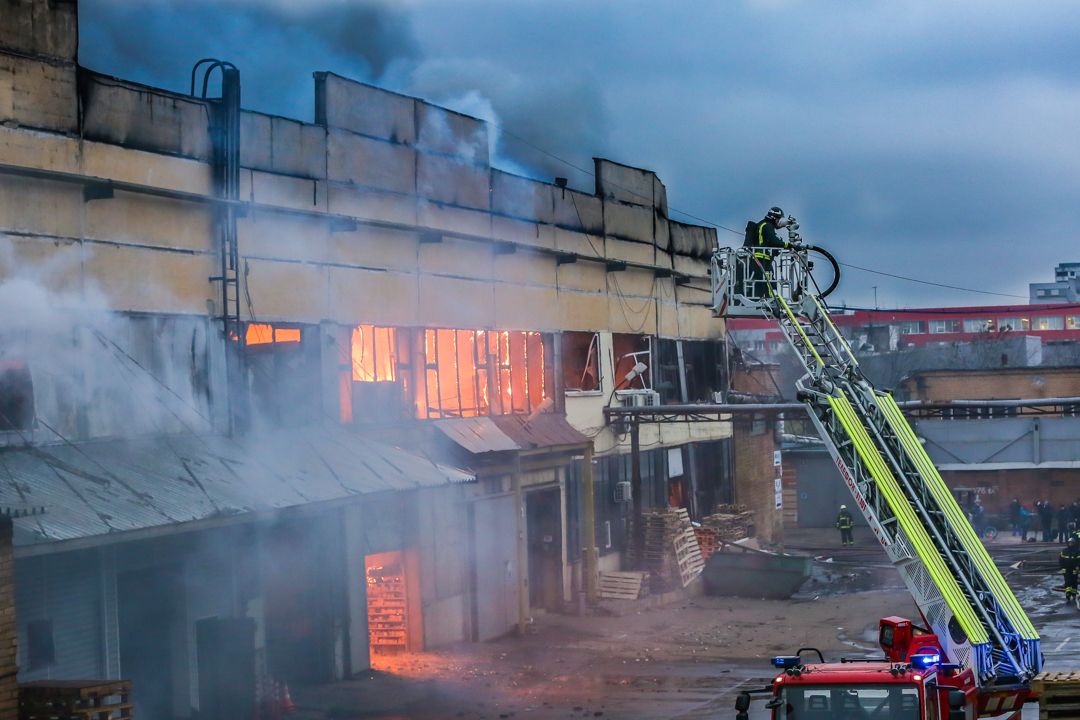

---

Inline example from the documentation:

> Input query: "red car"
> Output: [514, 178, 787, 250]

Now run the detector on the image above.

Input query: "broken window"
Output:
[244, 323, 320, 428]
[0, 359, 33, 431]
[612, 334, 650, 391]
[562, 332, 601, 392]
[347, 325, 411, 425]
[417, 329, 548, 419]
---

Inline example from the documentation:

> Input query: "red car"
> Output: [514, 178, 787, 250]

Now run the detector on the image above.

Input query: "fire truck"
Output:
[711, 224, 1044, 720]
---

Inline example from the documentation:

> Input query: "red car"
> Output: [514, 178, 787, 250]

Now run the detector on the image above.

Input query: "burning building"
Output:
[0, 0, 752, 717]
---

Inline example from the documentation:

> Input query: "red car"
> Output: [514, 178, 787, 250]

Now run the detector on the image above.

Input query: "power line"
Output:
[836, 262, 1028, 299]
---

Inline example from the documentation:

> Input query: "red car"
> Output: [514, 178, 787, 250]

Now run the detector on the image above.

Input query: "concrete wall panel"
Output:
[418, 275, 494, 329]
[491, 171, 554, 223]
[240, 113, 327, 179]
[553, 190, 602, 234]
[492, 216, 555, 251]
[677, 305, 723, 339]
[416, 153, 490, 210]
[0, 54, 77, 132]
[558, 290, 609, 332]
[327, 130, 416, 194]
[81, 76, 212, 160]
[595, 159, 658, 208]
[417, 202, 492, 239]
[245, 258, 327, 320]
[604, 202, 655, 245]
[609, 268, 656, 297]
[607, 295, 656, 335]
[239, 213, 330, 264]
[416, 103, 489, 165]
[329, 267, 419, 326]
[673, 254, 709, 277]
[327, 184, 418, 226]
[0, 0, 78, 60]
[82, 141, 212, 195]
[328, 227, 418, 272]
[84, 244, 213, 313]
[419, 238, 492, 280]
[0, 125, 79, 173]
[494, 252, 555, 287]
[316, 73, 416, 144]
[249, 171, 324, 213]
[554, 227, 603, 258]
[85, 192, 213, 251]
[556, 261, 606, 293]
[494, 283, 559, 331]
[0, 176, 81, 237]
[0, 233, 82, 293]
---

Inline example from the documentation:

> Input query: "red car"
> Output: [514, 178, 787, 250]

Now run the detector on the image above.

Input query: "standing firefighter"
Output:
[836, 504, 855, 546]
[1060, 536, 1080, 606]
[742, 206, 797, 297]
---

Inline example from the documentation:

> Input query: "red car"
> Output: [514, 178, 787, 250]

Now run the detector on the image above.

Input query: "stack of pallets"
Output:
[702, 505, 755, 542]
[693, 527, 720, 561]
[20, 680, 133, 720]
[641, 508, 705, 591]
[1032, 672, 1080, 720]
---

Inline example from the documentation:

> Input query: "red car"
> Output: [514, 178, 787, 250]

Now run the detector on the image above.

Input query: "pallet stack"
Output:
[641, 508, 705, 591]
[20, 680, 133, 720]
[1032, 672, 1080, 720]
[702, 504, 755, 542]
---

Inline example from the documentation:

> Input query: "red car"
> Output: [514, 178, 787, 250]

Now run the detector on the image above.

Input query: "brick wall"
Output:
[900, 367, 1080, 403]
[943, 468, 1080, 515]
[0, 517, 16, 720]
[732, 417, 782, 543]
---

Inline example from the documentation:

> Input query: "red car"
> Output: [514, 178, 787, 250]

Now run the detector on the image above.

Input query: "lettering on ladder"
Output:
[834, 456, 891, 547]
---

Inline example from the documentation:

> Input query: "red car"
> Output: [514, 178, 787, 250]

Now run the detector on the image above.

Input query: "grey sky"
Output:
[78, 0, 1080, 308]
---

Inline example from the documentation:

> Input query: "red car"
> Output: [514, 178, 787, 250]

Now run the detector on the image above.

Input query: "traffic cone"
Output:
[280, 682, 297, 713]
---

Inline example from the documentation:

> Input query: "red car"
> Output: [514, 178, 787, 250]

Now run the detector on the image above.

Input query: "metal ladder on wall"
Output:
[712, 246, 1041, 688]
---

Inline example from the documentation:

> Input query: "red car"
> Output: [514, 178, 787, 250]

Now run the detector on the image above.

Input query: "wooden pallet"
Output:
[1033, 673, 1080, 720]
[598, 571, 649, 600]
[673, 529, 705, 587]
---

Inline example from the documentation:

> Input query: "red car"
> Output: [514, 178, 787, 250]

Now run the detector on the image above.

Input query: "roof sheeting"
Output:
[435, 414, 589, 455]
[0, 425, 472, 548]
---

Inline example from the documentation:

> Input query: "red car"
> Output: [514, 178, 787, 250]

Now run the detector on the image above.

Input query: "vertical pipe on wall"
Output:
[582, 444, 598, 604]
[512, 453, 528, 635]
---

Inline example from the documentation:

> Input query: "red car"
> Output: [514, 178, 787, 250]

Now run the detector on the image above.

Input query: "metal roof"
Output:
[435, 414, 589, 455]
[0, 425, 473, 549]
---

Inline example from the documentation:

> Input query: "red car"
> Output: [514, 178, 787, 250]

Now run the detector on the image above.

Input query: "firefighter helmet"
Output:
[766, 206, 784, 221]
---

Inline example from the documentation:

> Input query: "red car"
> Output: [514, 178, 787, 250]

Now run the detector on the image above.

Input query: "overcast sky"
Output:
[78, 1, 1080, 309]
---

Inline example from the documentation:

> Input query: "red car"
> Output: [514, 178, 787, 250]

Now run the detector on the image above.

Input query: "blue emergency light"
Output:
[909, 653, 941, 669]
[771, 656, 801, 669]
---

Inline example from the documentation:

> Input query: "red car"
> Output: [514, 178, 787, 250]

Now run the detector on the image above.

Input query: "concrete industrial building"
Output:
[0, 1, 757, 716]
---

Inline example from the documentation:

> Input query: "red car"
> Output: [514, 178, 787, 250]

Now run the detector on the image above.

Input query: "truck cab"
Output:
[735, 618, 1012, 720]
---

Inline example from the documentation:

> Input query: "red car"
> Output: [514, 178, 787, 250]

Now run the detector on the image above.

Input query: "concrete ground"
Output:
[290, 535, 1075, 720]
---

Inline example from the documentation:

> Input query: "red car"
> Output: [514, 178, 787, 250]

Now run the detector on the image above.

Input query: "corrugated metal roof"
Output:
[0, 425, 473, 548]
[435, 414, 589, 454]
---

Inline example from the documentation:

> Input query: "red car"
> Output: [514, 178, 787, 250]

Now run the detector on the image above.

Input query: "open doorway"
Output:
[118, 566, 181, 720]
[364, 550, 422, 670]
[525, 488, 563, 613]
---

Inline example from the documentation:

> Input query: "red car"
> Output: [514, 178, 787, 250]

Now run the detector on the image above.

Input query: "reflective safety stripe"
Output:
[876, 394, 1039, 641]
[828, 394, 989, 645]
[775, 296, 824, 367]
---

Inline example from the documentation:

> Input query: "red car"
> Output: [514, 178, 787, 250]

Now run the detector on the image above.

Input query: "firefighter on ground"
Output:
[1059, 535, 1080, 603]
[836, 504, 855, 546]
[742, 206, 799, 298]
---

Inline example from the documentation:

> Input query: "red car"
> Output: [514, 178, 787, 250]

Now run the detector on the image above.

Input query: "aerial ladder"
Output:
[711, 220, 1042, 716]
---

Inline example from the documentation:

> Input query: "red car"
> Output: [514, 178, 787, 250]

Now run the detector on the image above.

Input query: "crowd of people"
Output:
[1003, 497, 1080, 543]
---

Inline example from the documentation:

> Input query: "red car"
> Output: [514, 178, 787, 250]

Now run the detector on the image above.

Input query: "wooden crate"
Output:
[1033, 672, 1080, 720]
[598, 571, 649, 600]
[21, 680, 133, 720]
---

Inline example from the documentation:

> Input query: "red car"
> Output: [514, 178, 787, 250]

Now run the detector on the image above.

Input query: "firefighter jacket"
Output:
[1060, 547, 1080, 576]
[743, 219, 788, 259]
[836, 511, 855, 530]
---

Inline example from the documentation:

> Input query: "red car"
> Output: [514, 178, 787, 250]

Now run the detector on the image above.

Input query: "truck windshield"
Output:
[778, 684, 920, 720]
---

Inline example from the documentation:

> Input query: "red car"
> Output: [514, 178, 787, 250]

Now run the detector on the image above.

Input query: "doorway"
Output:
[525, 488, 563, 613]
[364, 550, 421, 669]
[118, 566, 181, 720]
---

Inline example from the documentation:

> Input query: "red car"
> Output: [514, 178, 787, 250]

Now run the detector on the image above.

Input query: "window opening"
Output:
[563, 332, 601, 392]
[0, 359, 33, 431]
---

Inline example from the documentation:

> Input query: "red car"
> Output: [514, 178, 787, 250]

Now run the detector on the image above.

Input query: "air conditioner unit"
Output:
[615, 389, 660, 408]
[614, 481, 632, 503]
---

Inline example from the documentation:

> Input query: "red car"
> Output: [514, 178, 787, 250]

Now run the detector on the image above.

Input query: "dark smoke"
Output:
[78, 0, 608, 186]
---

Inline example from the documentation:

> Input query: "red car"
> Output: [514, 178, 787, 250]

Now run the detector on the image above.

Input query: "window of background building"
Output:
[997, 317, 1030, 331]
[929, 319, 961, 334]
[1034, 316, 1065, 330]
[0, 359, 34, 431]
[1067, 316, 1080, 330]
[899, 321, 926, 335]
[562, 332, 601, 393]
[962, 318, 994, 333]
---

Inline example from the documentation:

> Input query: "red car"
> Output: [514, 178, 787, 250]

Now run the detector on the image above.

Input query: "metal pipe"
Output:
[581, 444, 597, 605]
